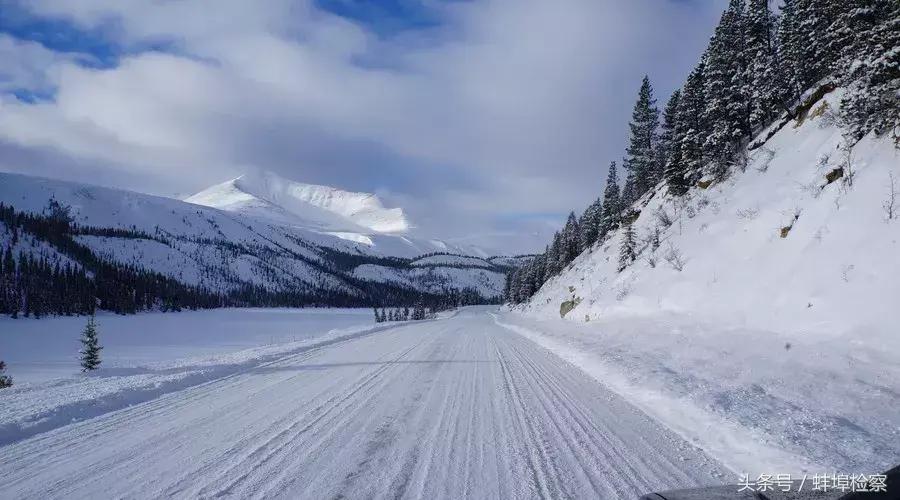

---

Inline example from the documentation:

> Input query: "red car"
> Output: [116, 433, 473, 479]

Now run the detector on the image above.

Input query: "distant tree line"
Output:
[506, 0, 899, 305]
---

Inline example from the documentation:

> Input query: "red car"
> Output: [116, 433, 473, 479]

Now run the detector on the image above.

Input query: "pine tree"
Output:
[373, 306, 381, 322]
[672, 57, 708, 194]
[503, 271, 513, 304]
[659, 90, 682, 191]
[560, 212, 580, 265]
[621, 171, 637, 210]
[79, 315, 102, 372]
[778, 0, 803, 105]
[624, 76, 661, 197]
[544, 233, 562, 281]
[600, 162, 622, 236]
[0, 360, 12, 388]
[839, 0, 900, 140]
[617, 222, 637, 273]
[578, 198, 604, 251]
[798, 0, 844, 89]
[746, 0, 783, 129]
[703, 0, 750, 177]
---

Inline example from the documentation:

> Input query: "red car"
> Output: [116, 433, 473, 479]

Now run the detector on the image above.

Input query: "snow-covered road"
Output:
[0, 309, 731, 499]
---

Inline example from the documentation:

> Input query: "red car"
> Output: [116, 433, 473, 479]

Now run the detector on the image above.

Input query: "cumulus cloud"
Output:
[0, 0, 727, 253]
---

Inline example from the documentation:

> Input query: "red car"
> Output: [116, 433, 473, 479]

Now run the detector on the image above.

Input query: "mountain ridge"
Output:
[0, 171, 520, 318]
[186, 171, 410, 234]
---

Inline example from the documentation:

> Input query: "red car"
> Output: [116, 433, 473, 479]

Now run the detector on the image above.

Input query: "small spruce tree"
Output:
[618, 222, 638, 273]
[79, 315, 103, 372]
[0, 360, 12, 388]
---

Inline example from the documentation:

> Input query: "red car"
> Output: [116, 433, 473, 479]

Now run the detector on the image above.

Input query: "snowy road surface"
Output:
[0, 309, 732, 499]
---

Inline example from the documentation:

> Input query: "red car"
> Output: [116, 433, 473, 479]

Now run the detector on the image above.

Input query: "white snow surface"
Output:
[0, 308, 735, 499]
[187, 170, 410, 233]
[0, 308, 377, 384]
[517, 90, 900, 473]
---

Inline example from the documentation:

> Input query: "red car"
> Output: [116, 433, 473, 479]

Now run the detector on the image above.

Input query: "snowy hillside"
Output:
[0, 173, 515, 315]
[523, 90, 900, 337]
[509, 90, 900, 472]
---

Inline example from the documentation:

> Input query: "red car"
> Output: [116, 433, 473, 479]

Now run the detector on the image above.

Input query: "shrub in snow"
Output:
[736, 204, 760, 220]
[0, 360, 12, 388]
[883, 172, 898, 222]
[653, 207, 673, 228]
[754, 147, 776, 173]
[79, 315, 103, 372]
[664, 243, 685, 272]
[614, 281, 632, 302]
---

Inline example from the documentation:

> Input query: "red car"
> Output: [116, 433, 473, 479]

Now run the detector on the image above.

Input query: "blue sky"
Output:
[0, 0, 727, 252]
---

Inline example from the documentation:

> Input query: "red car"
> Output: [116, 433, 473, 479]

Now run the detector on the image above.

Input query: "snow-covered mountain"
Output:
[186, 171, 410, 234]
[184, 171, 496, 259]
[0, 173, 520, 311]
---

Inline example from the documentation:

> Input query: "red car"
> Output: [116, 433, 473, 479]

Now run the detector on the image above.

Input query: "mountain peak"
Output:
[187, 171, 410, 234]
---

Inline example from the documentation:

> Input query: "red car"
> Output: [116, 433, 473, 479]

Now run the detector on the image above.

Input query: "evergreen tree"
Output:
[503, 271, 513, 304]
[658, 90, 682, 189]
[624, 76, 661, 196]
[79, 315, 102, 372]
[703, 0, 750, 177]
[839, 0, 900, 140]
[746, 0, 783, 129]
[0, 360, 12, 388]
[578, 198, 604, 251]
[617, 222, 637, 273]
[777, 0, 803, 105]
[560, 212, 580, 265]
[673, 57, 708, 194]
[373, 306, 381, 322]
[545, 232, 562, 280]
[621, 171, 637, 210]
[600, 162, 622, 236]
[790, 0, 842, 90]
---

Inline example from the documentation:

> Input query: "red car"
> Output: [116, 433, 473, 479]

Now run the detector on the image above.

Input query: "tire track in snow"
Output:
[0, 309, 732, 500]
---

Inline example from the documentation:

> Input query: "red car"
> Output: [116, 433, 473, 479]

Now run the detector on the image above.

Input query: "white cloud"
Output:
[0, 0, 728, 252]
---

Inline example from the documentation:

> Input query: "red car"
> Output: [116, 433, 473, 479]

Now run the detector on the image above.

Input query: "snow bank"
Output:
[495, 312, 899, 476]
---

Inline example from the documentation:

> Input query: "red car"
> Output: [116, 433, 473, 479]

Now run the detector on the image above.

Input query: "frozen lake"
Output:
[0, 308, 375, 384]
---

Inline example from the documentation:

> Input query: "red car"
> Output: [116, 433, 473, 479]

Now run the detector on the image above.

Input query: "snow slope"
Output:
[0, 172, 512, 298]
[0, 309, 734, 499]
[186, 171, 409, 233]
[524, 90, 900, 337]
[516, 89, 900, 473]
